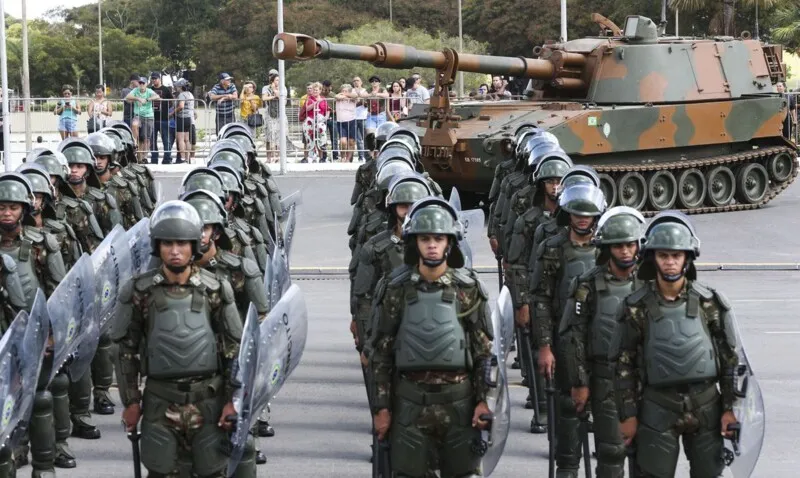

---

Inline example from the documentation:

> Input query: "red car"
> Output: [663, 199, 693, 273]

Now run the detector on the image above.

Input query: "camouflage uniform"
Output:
[229, 216, 270, 273]
[351, 159, 377, 206]
[101, 173, 144, 230]
[486, 158, 514, 245]
[55, 195, 105, 254]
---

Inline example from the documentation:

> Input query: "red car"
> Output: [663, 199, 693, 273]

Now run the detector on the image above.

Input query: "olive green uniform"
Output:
[54, 196, 104, 255]
[371, 266, 493, 477]
[101, 174, 145, 230]
[486, 159, 514, 244]
[115, 266, 243, 478]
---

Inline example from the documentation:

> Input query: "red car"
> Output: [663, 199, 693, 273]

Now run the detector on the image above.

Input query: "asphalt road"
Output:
[46, 172, 800, 477]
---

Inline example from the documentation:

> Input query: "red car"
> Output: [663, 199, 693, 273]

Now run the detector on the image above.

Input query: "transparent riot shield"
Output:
[495, 285, 515, 361]
[482, 285, 512, 476]
[126, 218, 152, 276]
[91, 225, 133, 335]
[153, 179, 164, 207]
[448, 187, 486, 269]
[279, 191, 303, 219]
[226, 284, 308, 475]
[725, 311, 766, 478]
[282, 205, 297, 264]
[448, 187, 462, 211]
[48, 254, 98, 383]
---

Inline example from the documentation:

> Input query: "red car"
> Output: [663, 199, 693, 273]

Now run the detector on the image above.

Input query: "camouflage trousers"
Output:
[140, 380, 229, 478]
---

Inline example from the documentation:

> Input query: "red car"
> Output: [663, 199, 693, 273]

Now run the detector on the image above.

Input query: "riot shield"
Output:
[0, 290, 49, 445]
[282, 204, 297, 263]
[227, 285, 308, 475]
[48, 254, 98, 383]
[126, 218, 152, 276]
[91, 225, 133, 335]
[226, 304, 261, 478]
[482, 285, 512, 476]
[725, 312, 765, 478]
[263, 240, 291, 310]
[153, 179, 164, 207]
[495, 286, 515, 361]
[279, 191, 303, 218]
[448, 187, 462, 211]
[448, 187, 485, 270]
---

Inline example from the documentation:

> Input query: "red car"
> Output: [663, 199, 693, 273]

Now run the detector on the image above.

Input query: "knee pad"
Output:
[140, 420, 178, 475]
[33, 391, 53, 413]
[49, 373, 69, 395]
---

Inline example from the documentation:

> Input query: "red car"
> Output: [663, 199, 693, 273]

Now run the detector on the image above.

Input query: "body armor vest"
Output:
[381, 237, 405, 275]
[145, 287, 220, 379]
[589, 274, 635, 360]
[644, 294, 718, 387]
[0, 239, 41, 309]
[556, 241, 596, 318]
[395, 288, 467, 372]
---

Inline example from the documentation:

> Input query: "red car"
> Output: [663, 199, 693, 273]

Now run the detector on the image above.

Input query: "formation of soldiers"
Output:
[486, 124, 756, 478]
[0, 120, 293, 478]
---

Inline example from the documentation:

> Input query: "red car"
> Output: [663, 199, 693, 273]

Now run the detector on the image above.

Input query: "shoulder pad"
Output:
[105, 193, 118, 209]
[110, 175, 128, 188]
[235, 228, 252, 246]
[196, 268, 222, 291]
[370, 230, 393, 252]
[253, 198, 265, 214]
[1, 254, 16, 273]
[119, 277, 134, 302]
[691, 281, 716, 301]
[240, 257, 261, 278]
[388, 264, 413, 287]
[43, 232, 60, 252]
[712, 288, 731, 310]
[545, 230, 569, 248]
[61, 196, 79, 208]
[250, 227, 264, 243]
[79, 199, 94, 215]
[625, 284, 650, 306]
[87, 188, 105, 201]
[451, 268, 476, 288]
[225, 227, 237, 240]
[133, 268, 162, 292]
[578, 265, 602, 283]
[241, 196, 255, 206]
[255, 183, 269, 198]
[22, 227, 44, 244]
[217, 250, 242, 268]
[250, 174, 266, 185]
[43, 218, 65, 233]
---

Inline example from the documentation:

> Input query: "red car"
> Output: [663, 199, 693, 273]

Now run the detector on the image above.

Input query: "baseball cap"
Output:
[150, 72, 161, 79]
[219, 72, 233, 81]
[175, 79, 188, 88]
[138, 77, 147, 84]
[268, 69, 279, 76]
[129, 73, 140, 81]
[369, 75, 381, 83]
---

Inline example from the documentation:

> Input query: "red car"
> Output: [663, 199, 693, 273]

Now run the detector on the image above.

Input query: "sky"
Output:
[4, 0, 97, 20]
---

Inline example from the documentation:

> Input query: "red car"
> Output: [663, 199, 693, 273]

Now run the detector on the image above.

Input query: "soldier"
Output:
[351, 174, 431, 398]
[183, 191, 271, 470]
[531, 183, 606, 478]
[86, 132, 145, 229]
[32, 152, 105, 255]
[18, 164, 82, 269]
[57, 138, 123, 234]
[505, 154, 571, 428]
[0, 172, 73, 475]
[114, 201, 243, 477]
[371, 197, 494, 477]
[559, 206, 645, 478]
[609, 212, 739, 478]
[105, 121, 158, 216]
[97, 127, 151, 217]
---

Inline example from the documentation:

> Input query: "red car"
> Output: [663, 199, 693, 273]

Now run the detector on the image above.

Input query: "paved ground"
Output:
[40, 172, 800, 477]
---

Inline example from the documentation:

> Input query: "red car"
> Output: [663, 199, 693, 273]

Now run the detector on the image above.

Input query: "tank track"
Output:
[593, 145, 799, 217]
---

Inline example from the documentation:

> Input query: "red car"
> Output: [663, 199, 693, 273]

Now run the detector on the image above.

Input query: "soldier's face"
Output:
[159, 240, 193, 268]
[96, 155, 110, 171]
[543, 179, 559, 197]
[654, 250, 685, 277]
[417, 234, 448, 261]
[200, 225, 215, 248]
[33, 194, 45, 211]
[610, 242, 637, 264]
[49, 176, 58, 187]
[0, 203, 23, 227]
[570, 215, 594, 232]
[70, 164, 88, 181]
[395, 204, 410, 221]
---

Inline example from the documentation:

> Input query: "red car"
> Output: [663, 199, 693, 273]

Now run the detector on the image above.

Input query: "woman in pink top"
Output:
[299, 82, 329, 163]
[335, 84, 358, 162]
[388, 81, 407, 120]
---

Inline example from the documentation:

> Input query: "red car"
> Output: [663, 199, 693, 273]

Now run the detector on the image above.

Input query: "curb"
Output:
[148, 162, 362, 174]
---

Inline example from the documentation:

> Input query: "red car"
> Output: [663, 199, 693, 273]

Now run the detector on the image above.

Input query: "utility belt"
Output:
[395, 376, 473, 406]
[145, 374, 223, 405]
[642, 381, 719, 413]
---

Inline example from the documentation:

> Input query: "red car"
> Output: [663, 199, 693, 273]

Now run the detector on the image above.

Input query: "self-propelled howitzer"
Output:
[274, 14, 798, 214]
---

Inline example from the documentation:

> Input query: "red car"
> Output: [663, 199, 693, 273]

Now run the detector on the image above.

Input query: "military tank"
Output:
[273, 14, 798, 214]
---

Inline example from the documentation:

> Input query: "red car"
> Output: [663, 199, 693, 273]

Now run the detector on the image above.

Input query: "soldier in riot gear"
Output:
[506, 154, 571, 429]
[0, 173, 73, 476]
[609, 212, 740, 478]
[105, 121, 158, 215]
[114, 201, 243, 478]
[33, 153, 105, 255]
[57, 138, 123, 234]
[531, 183, 606, 478]
[370, 197, 494, 478]
[86, 132, 145, 229]
[559, 206, 645, 478]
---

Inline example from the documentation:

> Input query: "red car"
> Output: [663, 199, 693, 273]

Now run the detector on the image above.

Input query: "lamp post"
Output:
[99, 0, 104, 87]
[0, 1, 12, 169]
[22, 0, 31, 152]
[457, 0, 463, 97]
[560, 0, 567, 42]
[277, 0, 287, 175]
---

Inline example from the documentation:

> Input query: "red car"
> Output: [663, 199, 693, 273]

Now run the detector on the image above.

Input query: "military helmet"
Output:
[17, 164, 55, 200]
[33, 154, 69, 183]
[25, 147, 57, 164]
[0, 172, 36, 214]
[228, 134, 256, 155]
[208, 148, 247, 179]
[184, 190, 229, 226]
[99, 129, 128, 167]
[638, 211, 700, 281]
[377, 145, 415, 171]
[58, 138, 96, 166]
[560, 165, 601, 190]
[514, 123, 540, 140]
[381, 135, 419, 160]
[556, 183, 606, 226]
[386, 127, 421, 153]
[401, 197, 465, 268]
[376, 158, 414, 190]
[209, 138, 249, 161]
[209, 163, 244, 197]
[86, 132, 117, 157]
[376, 122, 400, 149]
[386, 174, 432, 207]
[106, 120, 136, 150]
[179, 168, 226, 202]
[218, 122, 254, 142]
[149, 200, 205, 258]
[593, 206, 645, 265]
[516, 130, 557, 163]
[533, 154, 573, 181]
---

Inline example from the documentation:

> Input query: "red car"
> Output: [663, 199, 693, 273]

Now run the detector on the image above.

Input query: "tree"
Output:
[772, 1, 800, 52]
[72, 65, 86, 97]
[283, 21, 490, 93]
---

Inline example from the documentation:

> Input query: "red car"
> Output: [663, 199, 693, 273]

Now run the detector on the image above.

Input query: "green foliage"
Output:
[772, 1, 800, 52]
[284, 21, 491, 93]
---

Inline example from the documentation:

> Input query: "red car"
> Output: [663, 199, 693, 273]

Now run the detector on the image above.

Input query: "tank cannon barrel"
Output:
[273, 33, 558, 80]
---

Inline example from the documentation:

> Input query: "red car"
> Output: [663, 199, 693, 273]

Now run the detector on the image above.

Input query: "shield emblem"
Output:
[90, 225, 133, 335]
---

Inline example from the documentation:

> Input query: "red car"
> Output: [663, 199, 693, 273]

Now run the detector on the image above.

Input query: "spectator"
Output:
[365, 75, 389, 153]
[55, 85, 81, 139]
[262, 73, 286, 163]
[240, 81, 263, 137]
[335, 84, 358, 163]
[172, 79, 194, 165]
[489, 75, 513, 99]
[352, 76, 368, 161]
[298, 83, 313, 162]
[87, 84, 111, 133]
[398, 78, 406, 91]
[125, 76, 160, 163]
[209, 72, 238, 135]
[322, 80, 338, 162]
[299, 82, 328, 163]
[388, 81, 406, 121]
[778, 82, 796, 140]
[149, 72, 174, 164]
[405, 77, 430, 105]
[121, 74, 139, 127]
[478, 84, 490, 96]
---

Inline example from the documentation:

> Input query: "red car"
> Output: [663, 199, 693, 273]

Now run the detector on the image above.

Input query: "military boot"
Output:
[29, 389, 55, 477]
[51, 372, 76, 468]
[256, 449, 267, 465]
[256, 406, 274, 437]
[91, 336, 116, 415]
[67, 372, 100, 440]
[0, 445, 16, 478]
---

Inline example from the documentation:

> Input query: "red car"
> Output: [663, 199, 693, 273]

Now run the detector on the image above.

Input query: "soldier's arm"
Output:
[560, 279, 592, 388]
[114, 283, 144, 407]
[462, 279, 494, 403]
[241, 257, 270, 318]
[705, 292, 739, 412]
[505, 215, 529, 308]
[215, 279, 244, 402]
[371, 283, 404, 413]
[531, 243, 559, 347]
[2, 255, 28, 318]
[609, 305, 643, 422]
[40, 235, 67, 293]
[352, 242, 379, 324]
